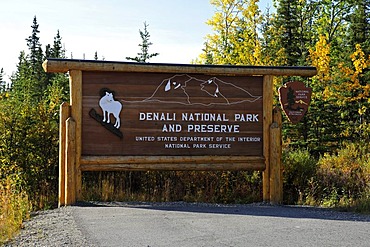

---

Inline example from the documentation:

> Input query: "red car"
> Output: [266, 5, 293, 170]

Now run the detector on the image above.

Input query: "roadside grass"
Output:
[81, 170, 263, 204]
[0, 178, 31, 244]
[352, 192, 370, 214]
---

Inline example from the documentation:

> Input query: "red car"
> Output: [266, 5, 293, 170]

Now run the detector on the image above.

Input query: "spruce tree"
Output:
[312, 0, 352, 65]
[346, 0, 370, 85]
[126, 22, 159, 63]
[273, 0, 318, 66]
[44, 30, 68, 92]
[52, 30, 64, 58]
[274, 1, 301, 65]
[0, 68, 5, 92]
[11, 51, 33, 101]
[45, 30, 65, 59]
[45, 44, 52, 58]
[260, 7, 286, 65]
[348, 0, 370, 55]
[2, 17, 69, 208]
[12, 17, 68, 102]
[23, 16, 47, 97]
[26, 16, 42, 67]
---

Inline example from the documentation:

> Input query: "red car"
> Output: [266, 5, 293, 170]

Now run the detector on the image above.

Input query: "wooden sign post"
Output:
[43, 59, 316, 206]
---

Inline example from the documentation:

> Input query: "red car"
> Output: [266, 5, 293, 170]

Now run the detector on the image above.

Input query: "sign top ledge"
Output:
[42, 58, 317, 77]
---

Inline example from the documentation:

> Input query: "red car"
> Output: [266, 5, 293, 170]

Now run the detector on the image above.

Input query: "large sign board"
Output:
[82, 72, 263, 157]
[43, 58, 317, 205]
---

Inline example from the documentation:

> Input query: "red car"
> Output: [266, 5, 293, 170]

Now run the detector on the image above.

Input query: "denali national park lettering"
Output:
[139, 112, 259, 133]
[134, 111, 261, 151]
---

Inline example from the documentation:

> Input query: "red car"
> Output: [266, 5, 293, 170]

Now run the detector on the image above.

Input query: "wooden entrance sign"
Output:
[42, 59, 316, 206]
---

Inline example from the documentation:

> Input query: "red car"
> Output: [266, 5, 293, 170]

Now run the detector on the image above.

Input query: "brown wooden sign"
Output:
[82, 72, 263, 156]
[278, 81, 312, 124]
[42, 58, 317, 206]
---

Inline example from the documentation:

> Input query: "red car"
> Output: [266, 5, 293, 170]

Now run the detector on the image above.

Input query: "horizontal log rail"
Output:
[80, 155, 266, 171]
[43, 58, 317, 77]
[80, 163, 266, 171]
[81, 155, 265, 164]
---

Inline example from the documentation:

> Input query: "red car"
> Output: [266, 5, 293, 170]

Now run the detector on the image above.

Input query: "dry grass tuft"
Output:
[0, 178, 31, 244]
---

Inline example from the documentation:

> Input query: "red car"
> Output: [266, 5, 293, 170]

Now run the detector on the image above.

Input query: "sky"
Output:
[0, 0, 274, 82]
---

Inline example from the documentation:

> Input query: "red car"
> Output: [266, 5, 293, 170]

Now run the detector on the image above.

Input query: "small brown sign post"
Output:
[279, 81, 312, 124]
[43, 59, 316, 206]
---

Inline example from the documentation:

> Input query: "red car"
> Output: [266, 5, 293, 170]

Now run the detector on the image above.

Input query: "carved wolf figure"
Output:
[99, 91, 122, 128]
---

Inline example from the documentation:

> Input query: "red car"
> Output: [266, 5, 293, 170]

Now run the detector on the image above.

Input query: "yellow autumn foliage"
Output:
[0, 178, 31, 244]
[199, 0, 263, 65]
[309, 35, 331, 82]
[335, 44, 370, 104]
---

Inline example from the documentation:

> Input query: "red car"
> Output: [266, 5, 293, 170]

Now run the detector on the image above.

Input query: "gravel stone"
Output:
[4, 206, 95, 247]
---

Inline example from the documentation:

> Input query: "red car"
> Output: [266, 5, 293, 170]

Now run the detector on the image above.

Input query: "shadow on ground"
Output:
[74, 201, 370, 222]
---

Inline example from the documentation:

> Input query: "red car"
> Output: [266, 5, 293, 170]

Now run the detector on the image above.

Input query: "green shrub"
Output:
[311, 142, 370, 208]
[282, 148, 318, 204]
[0, 82, 67, 210]
[352, 188, 370, 213]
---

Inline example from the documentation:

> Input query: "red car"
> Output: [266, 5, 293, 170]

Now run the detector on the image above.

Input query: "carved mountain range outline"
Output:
[121, 74, 262, 106]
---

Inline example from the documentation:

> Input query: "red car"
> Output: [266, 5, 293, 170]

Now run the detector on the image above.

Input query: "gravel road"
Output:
[5, 202, 370, 247]
[4, 206, 93, 247]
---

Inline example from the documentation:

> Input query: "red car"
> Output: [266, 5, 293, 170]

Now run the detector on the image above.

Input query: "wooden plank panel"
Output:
[81, 71, 264, 157]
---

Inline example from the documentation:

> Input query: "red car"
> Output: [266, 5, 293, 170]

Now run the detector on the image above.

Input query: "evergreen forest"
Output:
[1, 0, 370, 242]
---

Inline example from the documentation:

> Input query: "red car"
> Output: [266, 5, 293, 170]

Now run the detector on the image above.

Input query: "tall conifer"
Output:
[0, 68, 5, 92]
[51, 30, 65, 58]
[348, 0, 370, 55]
[26, 16, 42, 67]
[126, 22, 159, 63]
[273, 0, 318, 66]
[273, 1, 301, 65]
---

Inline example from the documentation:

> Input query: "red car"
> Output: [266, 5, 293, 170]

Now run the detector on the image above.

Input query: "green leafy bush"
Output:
[310, 142, 370, 208]
[282, 148, 317, 204]
[0, 79, 68, 210]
